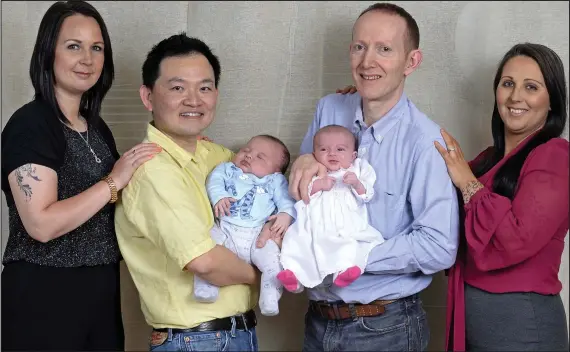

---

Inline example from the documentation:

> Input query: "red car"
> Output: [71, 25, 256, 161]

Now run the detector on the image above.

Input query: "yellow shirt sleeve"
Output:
[121, 165, 216, 270]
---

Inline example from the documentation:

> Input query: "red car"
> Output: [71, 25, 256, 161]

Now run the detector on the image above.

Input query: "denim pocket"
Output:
[355, 314, 409, 351]
[182, 331, 225, 351]
[417, 313, 430, 351]
[359, 316, 407, 334]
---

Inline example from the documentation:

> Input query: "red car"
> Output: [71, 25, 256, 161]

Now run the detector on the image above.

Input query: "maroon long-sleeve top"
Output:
[445, 136, 569, 351]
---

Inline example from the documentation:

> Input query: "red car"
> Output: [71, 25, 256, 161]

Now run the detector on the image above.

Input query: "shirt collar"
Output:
[145, 122, 211, 168]
[353, 92, 408, 143]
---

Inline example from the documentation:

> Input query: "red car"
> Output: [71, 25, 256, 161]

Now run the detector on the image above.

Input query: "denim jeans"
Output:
[303, 295, 429, 351]
[150, 323, 257, 352]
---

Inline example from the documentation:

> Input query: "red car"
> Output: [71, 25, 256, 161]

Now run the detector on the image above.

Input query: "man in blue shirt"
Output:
[286, 3, 459, 351]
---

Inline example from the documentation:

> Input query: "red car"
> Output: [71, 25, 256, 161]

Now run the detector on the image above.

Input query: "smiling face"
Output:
[496, 55, 550, 138]
[350, 10, 420, 105]
[53, 14, 105, 97]
[233, 136, 285, 178]
[140, 53, 218, 141]
[313, 126, 357, 171]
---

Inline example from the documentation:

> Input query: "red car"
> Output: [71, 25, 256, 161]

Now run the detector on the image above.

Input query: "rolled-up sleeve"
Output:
[122, 166, 216, 270]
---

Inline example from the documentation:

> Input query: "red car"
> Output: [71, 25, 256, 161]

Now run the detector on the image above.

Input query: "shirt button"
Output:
[358, 147, 367, 155]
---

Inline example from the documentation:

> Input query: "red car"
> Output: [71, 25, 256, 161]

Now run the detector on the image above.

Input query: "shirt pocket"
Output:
[375, 189, 406, 210]
[373, 189, 407, 236]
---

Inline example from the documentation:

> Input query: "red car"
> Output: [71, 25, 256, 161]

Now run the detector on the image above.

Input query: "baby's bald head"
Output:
[312, 125, 358, 171]
[313, 125, 357, 152]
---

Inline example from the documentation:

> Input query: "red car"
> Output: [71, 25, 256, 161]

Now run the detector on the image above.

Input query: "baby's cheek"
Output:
[339, 156, 352, 168]
[314, 153, 326, 164]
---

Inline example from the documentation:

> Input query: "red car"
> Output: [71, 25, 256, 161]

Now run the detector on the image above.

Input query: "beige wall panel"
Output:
[2, 1, 568, 350]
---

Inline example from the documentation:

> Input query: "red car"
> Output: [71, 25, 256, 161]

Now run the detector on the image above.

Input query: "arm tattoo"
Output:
[15, 164, 42, 202]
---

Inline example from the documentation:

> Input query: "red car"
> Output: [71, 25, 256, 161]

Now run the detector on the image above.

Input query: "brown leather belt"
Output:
[309, 299, 397, 320]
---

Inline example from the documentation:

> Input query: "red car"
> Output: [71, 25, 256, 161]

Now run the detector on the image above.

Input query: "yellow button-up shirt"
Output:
[115, 123, 257, 329]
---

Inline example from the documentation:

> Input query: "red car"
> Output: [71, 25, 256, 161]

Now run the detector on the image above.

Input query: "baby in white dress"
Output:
[277, 125, 385, 292]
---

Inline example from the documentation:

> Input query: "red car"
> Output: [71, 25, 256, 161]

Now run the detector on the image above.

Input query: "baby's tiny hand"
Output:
[268, 212, 293, 239]
[343, 171, 366, 195]
[342, 172, 360, 187]
[321, 176, 336, 191]
[214, 197, 236, 218]
[309, 176, 336, 196]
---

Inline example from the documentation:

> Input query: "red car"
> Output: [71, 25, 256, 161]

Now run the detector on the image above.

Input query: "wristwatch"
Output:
[103, 175, 118, 203]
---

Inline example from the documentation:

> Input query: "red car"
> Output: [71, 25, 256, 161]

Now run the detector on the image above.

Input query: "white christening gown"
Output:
[280, 158, 385, 288]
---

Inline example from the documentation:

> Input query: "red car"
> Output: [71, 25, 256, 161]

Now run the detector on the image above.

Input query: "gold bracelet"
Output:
[461, 180, 484, 204]
[103, 175, 118, 204]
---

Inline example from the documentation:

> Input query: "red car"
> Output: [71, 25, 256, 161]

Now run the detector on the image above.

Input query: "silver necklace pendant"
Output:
[78, 132, 102, 164]
[89, 146, 102, 163]
[59, 117, 102, 164]
[75, 123, 102, 164]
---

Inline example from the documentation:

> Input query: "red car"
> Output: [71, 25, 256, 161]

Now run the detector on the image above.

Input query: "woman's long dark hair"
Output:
[29, 0, 114, 124]
[471, 43, 567, 200]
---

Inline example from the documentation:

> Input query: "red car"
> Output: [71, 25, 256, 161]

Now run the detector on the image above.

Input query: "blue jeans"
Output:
[303, 295, 429, 351]
[150, 325, 257, 351]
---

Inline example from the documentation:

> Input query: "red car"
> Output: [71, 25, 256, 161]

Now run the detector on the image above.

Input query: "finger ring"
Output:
[447, 146, 456, 152]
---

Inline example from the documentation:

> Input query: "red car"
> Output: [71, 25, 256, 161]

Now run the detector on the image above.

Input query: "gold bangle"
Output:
[461, 180, 484, 204]
[103, 175, 118, 204]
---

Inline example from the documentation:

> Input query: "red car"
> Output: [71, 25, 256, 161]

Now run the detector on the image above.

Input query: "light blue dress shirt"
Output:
[206, 162, 296, 228]
[299, 92, 459, 304]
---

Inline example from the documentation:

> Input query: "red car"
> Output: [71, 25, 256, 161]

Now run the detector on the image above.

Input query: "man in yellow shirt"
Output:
[114, 33, 260, 351]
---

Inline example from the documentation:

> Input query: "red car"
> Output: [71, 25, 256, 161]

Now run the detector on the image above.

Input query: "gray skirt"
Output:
[465, 283, 568, 351]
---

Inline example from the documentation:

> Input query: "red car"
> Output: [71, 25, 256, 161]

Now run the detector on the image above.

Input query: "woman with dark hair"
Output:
[438, 43, 569, 351]
[1, 1, 160, 350]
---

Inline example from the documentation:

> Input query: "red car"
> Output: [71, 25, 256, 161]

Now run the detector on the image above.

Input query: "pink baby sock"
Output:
[277, 269, 301, 292]
[333, 266, 362, 287]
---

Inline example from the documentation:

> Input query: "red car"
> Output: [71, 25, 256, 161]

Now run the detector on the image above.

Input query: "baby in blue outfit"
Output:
[194, 134, 296, 316]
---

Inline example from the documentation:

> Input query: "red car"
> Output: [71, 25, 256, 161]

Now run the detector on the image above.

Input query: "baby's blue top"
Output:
[206, 162, 296, 227]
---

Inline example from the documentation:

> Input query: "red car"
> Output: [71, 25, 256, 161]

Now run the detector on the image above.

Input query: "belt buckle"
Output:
[331, 303, 341, 320]
[312, 301, 325, 318]
[348, 303, 358, 321]
[238, 313, 248, 330]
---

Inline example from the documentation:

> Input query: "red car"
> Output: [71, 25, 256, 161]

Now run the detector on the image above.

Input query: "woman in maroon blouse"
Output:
[436, 43, 569, 351]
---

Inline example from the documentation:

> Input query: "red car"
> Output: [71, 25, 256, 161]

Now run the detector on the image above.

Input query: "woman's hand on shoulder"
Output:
[336, 85, 357, 95]
[109, 143, 162, 190]
[197, 135, 213, 142]
[434, 128, 478, 191]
